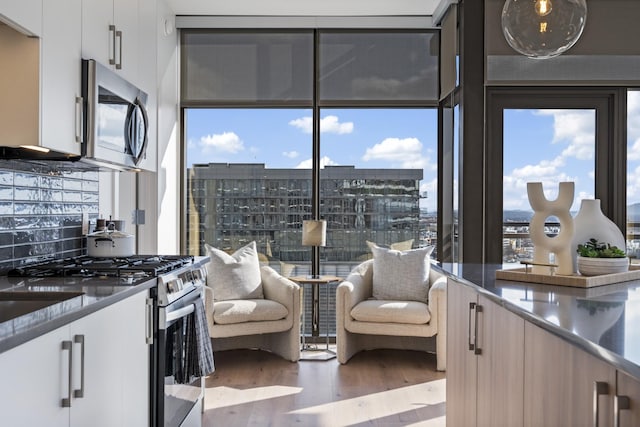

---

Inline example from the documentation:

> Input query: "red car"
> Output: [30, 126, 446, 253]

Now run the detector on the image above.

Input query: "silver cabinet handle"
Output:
[145, 297, 154, 344]
[468, 302, 475, 351]
[108, 25, 116, 65]
[75, 96, 83, 143]
[614, 395, 630, 427]
[593, 381, 609, 427]
[115, 30, 123, 70]
[473, 304, 483, 355]
[61, 340, 73, 407]
[73, 335, 85, 398]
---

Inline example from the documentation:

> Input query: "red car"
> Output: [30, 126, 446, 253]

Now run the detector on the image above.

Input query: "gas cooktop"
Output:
[8, 255, 195, 279]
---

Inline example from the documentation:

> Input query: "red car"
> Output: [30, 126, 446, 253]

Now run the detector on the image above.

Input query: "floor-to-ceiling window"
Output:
[627, 89, 640, 257]
[502, 108, 596, 266]
[182, 29, 440, 270]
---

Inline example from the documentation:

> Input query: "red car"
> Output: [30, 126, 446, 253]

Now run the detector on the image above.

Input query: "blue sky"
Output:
[186, 108, 439, 211]
[186, 93, 640, 214]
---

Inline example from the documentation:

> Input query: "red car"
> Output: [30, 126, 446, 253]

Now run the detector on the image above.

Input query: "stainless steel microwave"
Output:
[81, 59, 149, 170]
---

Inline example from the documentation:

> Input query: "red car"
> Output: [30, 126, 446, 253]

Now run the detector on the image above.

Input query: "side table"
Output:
[289, 275, 341, 360]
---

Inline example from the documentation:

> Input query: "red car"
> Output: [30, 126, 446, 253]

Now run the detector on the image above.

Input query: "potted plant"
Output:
[576, 238, 629, 276]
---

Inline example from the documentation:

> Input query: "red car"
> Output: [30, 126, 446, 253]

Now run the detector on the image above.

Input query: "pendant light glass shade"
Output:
[501, 0, 587, 59]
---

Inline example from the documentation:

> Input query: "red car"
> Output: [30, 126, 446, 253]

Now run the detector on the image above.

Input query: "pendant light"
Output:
[501, 0, 587, 59]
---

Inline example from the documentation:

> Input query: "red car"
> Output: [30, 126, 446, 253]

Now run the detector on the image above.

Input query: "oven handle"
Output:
[165, 303, 196, 324]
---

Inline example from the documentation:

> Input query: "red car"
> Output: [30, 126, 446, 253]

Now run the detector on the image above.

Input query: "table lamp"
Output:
[302, 219, 326, 279]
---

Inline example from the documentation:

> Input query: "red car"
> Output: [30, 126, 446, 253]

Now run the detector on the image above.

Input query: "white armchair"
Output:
[204, 265, 301, 362]
[336, 259, 447, 371]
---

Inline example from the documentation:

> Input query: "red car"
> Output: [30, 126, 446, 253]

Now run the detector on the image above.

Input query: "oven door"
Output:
[155, 289, 204, 427]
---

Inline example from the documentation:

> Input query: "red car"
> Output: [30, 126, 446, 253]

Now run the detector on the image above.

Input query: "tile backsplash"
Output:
[0, 160, 99, 273]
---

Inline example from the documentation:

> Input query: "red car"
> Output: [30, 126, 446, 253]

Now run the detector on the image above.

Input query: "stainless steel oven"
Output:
[151, 258, 213, 427]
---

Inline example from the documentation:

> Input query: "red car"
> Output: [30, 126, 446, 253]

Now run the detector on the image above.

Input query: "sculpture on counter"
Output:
[527, 182, 575, 275]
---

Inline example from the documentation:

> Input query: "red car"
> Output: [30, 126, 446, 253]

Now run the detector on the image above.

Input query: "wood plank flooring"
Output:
[202, 348, 446, 427]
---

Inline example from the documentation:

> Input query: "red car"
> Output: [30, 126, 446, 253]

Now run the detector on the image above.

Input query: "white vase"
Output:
[576, 256, 629, 276]
[571, 199, 626, 273]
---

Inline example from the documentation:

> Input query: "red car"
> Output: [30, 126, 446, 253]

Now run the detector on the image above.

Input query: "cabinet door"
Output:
[476, 295, 524, 427]
[120, 290, 151, 427]
[113, 0, 139, 83]
[0, 325, 70, 427]
[69, 301, 125, 427]
[617, 370, 640, 426]
[524, 322, 616, 427]
[41, 0, 82, 155]
[0, 0, 42, 36]
[81, 0, 114, 66]
[446, 280, 478, 427]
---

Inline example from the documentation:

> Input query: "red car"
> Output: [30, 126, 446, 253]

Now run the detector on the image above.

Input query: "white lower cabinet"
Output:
[0, 291, 149, 426]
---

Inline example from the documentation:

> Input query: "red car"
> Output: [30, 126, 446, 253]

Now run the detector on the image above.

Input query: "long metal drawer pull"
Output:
[61, 340, 73, 407]
[165, 303, 195, 323]
[73, 335, 85, 398]
[75, 96, 83, 143]
[145, 298, 153, 344]
[108, 25, 116, 65]
[116, 30, 123, 69]
[468, 302, 475, 351]
[614, 395, 630, 427]
[474, 304, 483, 355]
[593, 381, 609, 427]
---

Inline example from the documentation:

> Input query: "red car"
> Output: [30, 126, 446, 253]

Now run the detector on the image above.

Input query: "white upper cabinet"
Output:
[81, 0, 140, 85]
[0, 0, 42, 36]
[41, 0, 83, 156]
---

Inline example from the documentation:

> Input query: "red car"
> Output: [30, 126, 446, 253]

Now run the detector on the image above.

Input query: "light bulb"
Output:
[501, 0, 587, 59]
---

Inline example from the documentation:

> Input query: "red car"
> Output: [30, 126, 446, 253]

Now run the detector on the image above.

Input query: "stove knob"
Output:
[167, 278, 183, 293]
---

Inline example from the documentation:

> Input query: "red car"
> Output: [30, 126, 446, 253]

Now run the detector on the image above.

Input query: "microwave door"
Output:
[125, 99, 148, 165]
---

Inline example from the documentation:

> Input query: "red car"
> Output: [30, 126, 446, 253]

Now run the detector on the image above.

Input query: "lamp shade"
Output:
[501, 0, 587, 59]
[302, 220, 326, 247]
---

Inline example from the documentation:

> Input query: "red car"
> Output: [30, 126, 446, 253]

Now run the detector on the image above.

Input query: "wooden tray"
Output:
[495, 264, 640, 288]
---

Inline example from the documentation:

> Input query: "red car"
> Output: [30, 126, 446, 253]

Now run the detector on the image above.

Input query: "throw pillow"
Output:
[369, 243, 434, 302]
[205, 241, 264, 301]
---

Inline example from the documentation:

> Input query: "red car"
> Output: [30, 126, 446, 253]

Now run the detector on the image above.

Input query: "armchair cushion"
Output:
[213, 299, 288, 325]
[369, 243, 434, 302]
[350, 300, 430, 324]
[206, 241, 264, 301]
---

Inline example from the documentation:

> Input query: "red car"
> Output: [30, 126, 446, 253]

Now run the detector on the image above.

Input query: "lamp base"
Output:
[307, 274, 321, 279]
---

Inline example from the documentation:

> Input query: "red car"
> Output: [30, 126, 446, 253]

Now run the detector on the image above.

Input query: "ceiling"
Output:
[166, 0, 444, 17]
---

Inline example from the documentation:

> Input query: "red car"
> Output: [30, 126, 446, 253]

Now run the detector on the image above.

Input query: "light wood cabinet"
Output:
[616, 370, 640, 426]
[524, 322, 616, 427]
[0, 291, 149, 426]
[447, 280, 524, 427]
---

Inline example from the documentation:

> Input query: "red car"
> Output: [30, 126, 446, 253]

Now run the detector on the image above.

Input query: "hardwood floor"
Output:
[202, 348, 446, 426]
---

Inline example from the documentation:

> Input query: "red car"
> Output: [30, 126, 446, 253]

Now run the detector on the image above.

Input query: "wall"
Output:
[0, 160, 99, 273]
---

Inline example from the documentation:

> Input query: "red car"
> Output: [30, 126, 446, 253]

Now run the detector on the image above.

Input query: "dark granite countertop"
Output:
[440, 263, 640, 382]
[0, 275, 156, 355]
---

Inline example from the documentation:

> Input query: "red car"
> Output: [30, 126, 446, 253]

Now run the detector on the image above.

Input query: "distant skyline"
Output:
[186, 91, 640, 215]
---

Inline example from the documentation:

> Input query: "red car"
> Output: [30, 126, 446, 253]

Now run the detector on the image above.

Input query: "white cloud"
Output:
[362, 137, 425, 168]
[282, 151, 299, 159]
[289, 116, 354, 134]
[295, 156, 338, 169]
[200, 132, 244, 153]
[502, 109, 597, 210]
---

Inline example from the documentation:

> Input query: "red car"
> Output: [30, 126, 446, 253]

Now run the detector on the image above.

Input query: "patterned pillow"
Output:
[369, 243, 434, 302]
[205, 241, 264, 301]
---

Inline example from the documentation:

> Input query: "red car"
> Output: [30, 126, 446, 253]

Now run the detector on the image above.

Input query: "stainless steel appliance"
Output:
[154, 259, 210, 427]
[8, 254, 212, 427]
[81, 58, 149, 170]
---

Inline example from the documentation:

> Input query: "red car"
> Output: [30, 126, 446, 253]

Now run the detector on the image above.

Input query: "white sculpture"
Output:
[527, 182, 575, 275]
